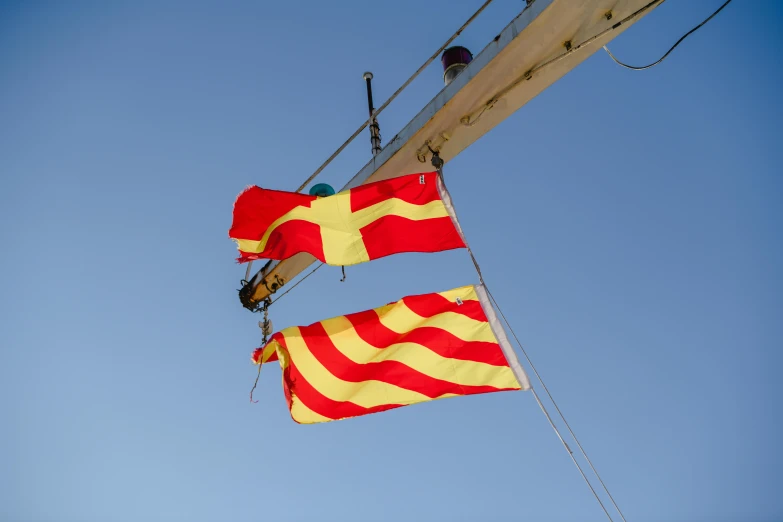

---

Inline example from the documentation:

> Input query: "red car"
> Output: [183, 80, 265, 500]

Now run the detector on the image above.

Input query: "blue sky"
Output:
[1, 1, 781, 521]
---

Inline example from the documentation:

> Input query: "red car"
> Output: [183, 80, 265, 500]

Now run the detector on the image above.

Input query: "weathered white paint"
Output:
[244, 0, 661, 306]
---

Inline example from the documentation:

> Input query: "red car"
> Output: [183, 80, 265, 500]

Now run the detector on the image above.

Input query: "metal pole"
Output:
[363, 72, 382, 156]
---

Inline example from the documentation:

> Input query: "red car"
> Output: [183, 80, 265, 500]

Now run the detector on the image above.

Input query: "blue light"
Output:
[309, 183, 335, 197]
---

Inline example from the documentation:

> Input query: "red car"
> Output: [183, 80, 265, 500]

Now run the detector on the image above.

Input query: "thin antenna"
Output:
[363, 72, 382, 156]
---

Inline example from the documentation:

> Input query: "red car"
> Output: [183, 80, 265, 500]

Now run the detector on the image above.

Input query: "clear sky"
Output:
[2, 1, 781, 521]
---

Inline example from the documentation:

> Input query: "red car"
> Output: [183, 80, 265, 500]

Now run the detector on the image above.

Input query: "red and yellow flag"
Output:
[252, 284, 530, 424]
[229, 172, 465, 265]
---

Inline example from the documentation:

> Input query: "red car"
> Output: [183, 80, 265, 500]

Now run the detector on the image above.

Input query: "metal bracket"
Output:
[416, 140, 433, 163]
[238, 273, 285, 312]
[429, 146, 444, 170]
[262, 274, 285, 295]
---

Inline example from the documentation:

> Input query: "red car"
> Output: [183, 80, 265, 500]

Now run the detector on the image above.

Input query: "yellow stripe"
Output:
[436, 285, 479, 304]
[281, 328, 450, 408]
[290, 398, 333, 424]
[320, 315, 518, 389]
[233, 194, 450, 265]
[319, 191, 370, 265]
[256, 342, 278, 364]
[350, 197, 449, 228]
[377, 301, 497, 344]
[271, 345, 333, 423]
[266, 285, 519, 421]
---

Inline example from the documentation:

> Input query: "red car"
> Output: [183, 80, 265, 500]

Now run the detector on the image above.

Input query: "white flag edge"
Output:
[475, 284, 531, 391]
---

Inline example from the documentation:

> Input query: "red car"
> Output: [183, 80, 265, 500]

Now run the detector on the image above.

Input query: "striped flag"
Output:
[229, 172, 465, 265]
[252, 285, 530, 424]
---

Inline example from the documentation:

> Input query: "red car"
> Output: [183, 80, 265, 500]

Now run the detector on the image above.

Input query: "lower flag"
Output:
[252, 284, 530, 424]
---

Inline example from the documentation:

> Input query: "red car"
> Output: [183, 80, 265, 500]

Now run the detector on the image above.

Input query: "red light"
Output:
[441, 46, 473, 85]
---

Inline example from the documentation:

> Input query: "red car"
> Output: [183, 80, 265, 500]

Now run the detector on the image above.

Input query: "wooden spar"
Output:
[239, 0, 662, 310]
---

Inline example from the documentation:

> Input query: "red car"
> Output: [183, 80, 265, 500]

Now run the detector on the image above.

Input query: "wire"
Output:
[462, 0, 665, 126]
[293, 0, 495, 193]
[603, 0, 733, 71]
[246, 0, 496, 307]
[529, 386, 615, 522]
[486, 288, 628, 522]
[249, 362, 262, 403]
[269, 263, 324, 306]
[435, 163, 624, 521]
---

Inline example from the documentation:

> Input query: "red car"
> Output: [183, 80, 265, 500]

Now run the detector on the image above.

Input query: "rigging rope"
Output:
[461, 0, 665, 126]
[292, 0, 496, 193]
[250, 299, 272, 403]
[529, 386, 615, 522]
[249, 361, 263, 403]
[269, 263, 325, 306]
[435, 157, 623, 522]
[248, 0, 496, 308]
[251, 0, 665, 302]
[486, 288, 628, 522]
[603, 0, 733, 71]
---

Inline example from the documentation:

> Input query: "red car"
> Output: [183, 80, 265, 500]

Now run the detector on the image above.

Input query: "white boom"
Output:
[240, 0, 662, 309]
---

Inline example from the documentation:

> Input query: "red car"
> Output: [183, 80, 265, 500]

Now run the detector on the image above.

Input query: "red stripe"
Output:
[299, 323, 511, 400]
[360, 215, 465, 262]
[236, 219, 325, 264]
[284, 356, 403, 423]
[350, 172, 440, 213]
[345, 310, 510, 367]
[230, 186, 315, 241]
[402, 292, 486, 322]
[252, 333, 282, 364]
[254, 291, 500, 367]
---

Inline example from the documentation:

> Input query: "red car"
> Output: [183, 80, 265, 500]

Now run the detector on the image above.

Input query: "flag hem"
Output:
[435, 174, 468, 247]
[475, 284, 531, 390]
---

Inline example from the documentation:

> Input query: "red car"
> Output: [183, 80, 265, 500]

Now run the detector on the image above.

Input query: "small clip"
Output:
[419, 174, 425, 184]
[259, 320, 274, 337]
[455, 297, 463, 306]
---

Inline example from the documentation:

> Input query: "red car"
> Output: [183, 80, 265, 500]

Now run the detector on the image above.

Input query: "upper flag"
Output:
[229, 172, 466, 265]
[252, 284, 530, 424]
